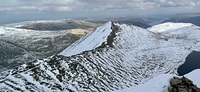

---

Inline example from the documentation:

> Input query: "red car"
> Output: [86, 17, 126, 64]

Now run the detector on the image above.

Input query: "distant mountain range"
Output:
[162, 15, 200, 26]
[3, 19, 100, 31]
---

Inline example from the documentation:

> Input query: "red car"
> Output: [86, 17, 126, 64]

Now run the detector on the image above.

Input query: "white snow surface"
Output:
[115, 69, 200, 92]
[185, 69, 200, 88]
[0, 26, 69, 37]
[59, 21, 112, 56]
[114, 74, 173, 92]
[148, 22, 194, 33]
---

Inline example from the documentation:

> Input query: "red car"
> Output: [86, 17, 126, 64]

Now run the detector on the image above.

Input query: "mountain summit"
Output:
[1, 21, 200, 92]
[59, 21, 113, 56]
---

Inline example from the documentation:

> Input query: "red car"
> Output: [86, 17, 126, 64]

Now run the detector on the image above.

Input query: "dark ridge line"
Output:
[63, 21, 121, 58]
[0, 22, 122, 91]
[97, 21, 120, 49]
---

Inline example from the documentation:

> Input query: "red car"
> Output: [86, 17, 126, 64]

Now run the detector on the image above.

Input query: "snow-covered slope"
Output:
[115, 69, 200, 92]
[185, 69, 200, 87]
[59, 21, 113, 56]
[0, 26, 79, 72]
[148, 22, 194, 33]
[0, 22, 200, 92]
[114, 74, 173, 92]
[149, 22, 200, 51]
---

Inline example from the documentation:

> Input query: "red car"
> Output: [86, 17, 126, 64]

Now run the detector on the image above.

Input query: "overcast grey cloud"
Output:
[0, 0, 200, 24]
[1, 0, 200, 12]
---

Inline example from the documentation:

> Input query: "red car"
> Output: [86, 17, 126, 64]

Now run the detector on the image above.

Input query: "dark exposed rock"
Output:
[168, 76, 200, 92]
[89, 20, 150, 28]
[97, 22, 120, 49]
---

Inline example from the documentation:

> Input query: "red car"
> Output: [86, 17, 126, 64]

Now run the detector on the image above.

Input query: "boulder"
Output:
[168, 76, 200, 92]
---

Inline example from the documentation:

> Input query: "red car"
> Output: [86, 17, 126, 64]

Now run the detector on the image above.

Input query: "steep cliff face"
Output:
[1, 22, 200, 92]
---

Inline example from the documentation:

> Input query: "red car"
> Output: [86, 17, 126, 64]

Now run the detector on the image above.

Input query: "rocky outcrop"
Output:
[168, 76, 200, 92]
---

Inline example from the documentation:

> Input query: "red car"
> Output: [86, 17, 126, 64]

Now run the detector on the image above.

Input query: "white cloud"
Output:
[0, 6, 38, 12]
[150, 0, 200, 7]
[0, 0, 200, 15]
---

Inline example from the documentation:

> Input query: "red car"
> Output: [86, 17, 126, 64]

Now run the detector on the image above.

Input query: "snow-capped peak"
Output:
[59, 21, 113, 56]
[148, 22, 194, 33]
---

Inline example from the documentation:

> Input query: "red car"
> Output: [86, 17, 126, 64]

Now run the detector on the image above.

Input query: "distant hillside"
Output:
[4, 19, 100, 31]
[162, 15, 200, 26]
[0, 27, 79, 72]
[0, 19, 100, 72]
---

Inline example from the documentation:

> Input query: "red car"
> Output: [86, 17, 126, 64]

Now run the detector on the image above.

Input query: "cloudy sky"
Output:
[1, 0, 200, 24]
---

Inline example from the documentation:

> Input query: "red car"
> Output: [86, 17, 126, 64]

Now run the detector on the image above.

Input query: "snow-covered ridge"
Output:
[148, 22, 194, 33]
[2, 19, 71, 28]
[3, 19, 99, 31]
[148, 22, 200, 51]
[59, 21, 112, 56]
[0, 26, 69, 37]
[3, 19, 94, 27]
[1, 22, 200, 92]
